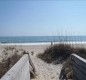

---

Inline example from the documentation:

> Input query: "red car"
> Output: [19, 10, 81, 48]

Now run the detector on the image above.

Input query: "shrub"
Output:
[37, 44, 74, 64]
[37, 44, 86, 64]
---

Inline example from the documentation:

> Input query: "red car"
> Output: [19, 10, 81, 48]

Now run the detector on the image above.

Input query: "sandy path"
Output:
[0, 44, 62, 80]
[30, 53, 62, 80]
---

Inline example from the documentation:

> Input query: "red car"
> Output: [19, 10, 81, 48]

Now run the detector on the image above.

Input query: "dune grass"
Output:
[0, 53, 22, 78]
[37, 44, 86, 64]
[0, 47, 24, 78]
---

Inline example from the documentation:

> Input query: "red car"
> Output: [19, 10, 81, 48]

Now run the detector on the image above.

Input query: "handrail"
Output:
[0, 54, 30, 80]
[71, 54, 86, 80]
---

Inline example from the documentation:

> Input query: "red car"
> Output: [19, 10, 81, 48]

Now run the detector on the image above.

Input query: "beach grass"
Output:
[0, 47, 24, 78]
[37, 43, 86, 64]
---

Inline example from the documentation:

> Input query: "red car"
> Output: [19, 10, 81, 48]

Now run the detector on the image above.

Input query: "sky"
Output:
[0, 1, 86, 36]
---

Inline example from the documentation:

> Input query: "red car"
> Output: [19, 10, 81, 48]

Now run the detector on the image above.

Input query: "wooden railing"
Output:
[71, 54, 86, 80]
[0, 54, 30, 80]
[2, 52, 85, 80]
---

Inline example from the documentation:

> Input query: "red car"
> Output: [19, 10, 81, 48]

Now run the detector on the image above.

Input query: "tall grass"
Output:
[37, 44, 86, 64]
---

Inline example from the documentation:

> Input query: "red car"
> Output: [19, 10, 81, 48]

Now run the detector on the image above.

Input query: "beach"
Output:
[0, 42, 86, 80]
[0, 42, 86, 61]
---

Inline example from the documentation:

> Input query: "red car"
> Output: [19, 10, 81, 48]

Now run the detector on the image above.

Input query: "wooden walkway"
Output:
[1, 53, 86, 80]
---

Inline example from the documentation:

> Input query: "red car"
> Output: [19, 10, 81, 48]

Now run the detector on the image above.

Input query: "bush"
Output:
[75, 47, 86, 59]
[37, 44, 86, 64]
[37, 44, 74, 64]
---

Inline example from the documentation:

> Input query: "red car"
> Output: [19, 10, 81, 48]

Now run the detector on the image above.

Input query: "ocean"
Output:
[0, 36, 86, 43]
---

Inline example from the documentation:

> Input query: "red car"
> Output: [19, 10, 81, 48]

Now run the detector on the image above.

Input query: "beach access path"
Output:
[0, 44, 62, 80]
[20, 44, 62, 80]
[1, 43, 86, 80]
[30, 52, 62, 80]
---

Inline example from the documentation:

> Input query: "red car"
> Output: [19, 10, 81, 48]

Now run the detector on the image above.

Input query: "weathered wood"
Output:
[29, 54, 36, 74]
[71, 54, 86, 80]
[24, 52, 36, 77]
[0, 54, 30, 80]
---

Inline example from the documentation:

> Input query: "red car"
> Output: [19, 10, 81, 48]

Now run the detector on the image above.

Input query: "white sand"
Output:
[31, 53, 62, 80]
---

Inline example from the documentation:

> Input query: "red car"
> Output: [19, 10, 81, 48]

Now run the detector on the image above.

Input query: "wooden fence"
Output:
[0, 54, 30, 80]
[71, 54, 86, 80]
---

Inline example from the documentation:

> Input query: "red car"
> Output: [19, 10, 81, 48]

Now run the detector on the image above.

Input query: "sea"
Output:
[0, 36, 86, 43]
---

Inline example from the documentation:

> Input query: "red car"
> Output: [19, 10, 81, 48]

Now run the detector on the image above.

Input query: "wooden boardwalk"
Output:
[1, 53, 86, 80]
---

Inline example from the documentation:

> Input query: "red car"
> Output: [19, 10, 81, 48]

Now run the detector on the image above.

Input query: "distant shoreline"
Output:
[0, 41, 86, 45]
[0, 36, 86, 44]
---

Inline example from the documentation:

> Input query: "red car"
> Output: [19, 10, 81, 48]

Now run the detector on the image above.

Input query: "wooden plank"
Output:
[71, 54, 86, 69]
[71, 54, 86, 80]
[25, 52, 36, 77]
[0, 54, 30, 80]
[73, 64, 86, 80]
[28, 53, 36, 72]
[72, 62, 86, 75]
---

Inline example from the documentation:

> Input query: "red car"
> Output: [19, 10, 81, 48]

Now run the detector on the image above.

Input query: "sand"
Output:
[31, 53, 62, 80]
[0, 43, 86, 80]
[0, 44, 62, 80]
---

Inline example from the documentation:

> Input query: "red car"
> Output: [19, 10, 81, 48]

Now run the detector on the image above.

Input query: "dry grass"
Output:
[75, 47, 86, 59]
[0, 47, 24, 78]
[37, 44, 86, 64]
[0, 53, 22, 78]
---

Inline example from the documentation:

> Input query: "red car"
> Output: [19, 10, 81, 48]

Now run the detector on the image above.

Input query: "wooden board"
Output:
[0, 54, 30, 80]
[71, 54, 86, 80]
